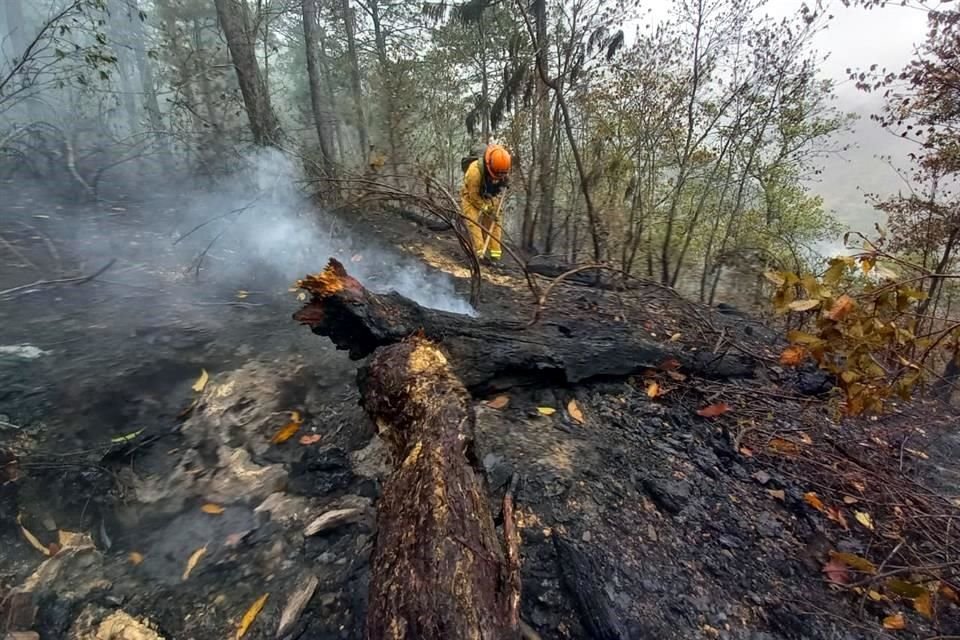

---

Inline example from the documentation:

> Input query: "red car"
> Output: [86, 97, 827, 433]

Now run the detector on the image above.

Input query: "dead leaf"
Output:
[666, 370, 687, 382]
[645, 381, 662, 398]
[567, 400, 585, 424]
[830, 551, 877, 574]
[939, 582, 959, 605]
[201, 503, 224, 515]
[798, 432, 813, 445]
[192, 369, 209, 392]
[235, 593, 269, 640]
[867, 590, 884, 601]
[128, 551, 144, 565]
[739, 446, 754, 457]
[299, 434, 322, 445]
[788, 299, 821, 312]
[17, 514, 50, 556]
[752, 470, 771, 485]
[182, 545, 207, 581]
[827, 295, 855, 322]
[780, 346, 806, 367]
[696, 403, 730, 418]
[843, 495, 860, 505]
[804, 492, 826, 512]
[768, 438, 802, 456]
[822, 559, 849, 584]
[271, 411, 303, 444]
[887, 579, 928, 599]
[670, 332, 682, 342]
[486, 395, 510, 409]
[882, 613, 905, 630]
[855, 511, 875, 531]
[537, 407, 556, 416]
[826, 506, 849, 530]
[913, 592, 933, 619]
[659, 358, 681, 371]
[767, 489, 786, 501]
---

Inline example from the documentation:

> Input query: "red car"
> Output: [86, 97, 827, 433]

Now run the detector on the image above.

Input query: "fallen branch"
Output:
[0, 259, 116, 299]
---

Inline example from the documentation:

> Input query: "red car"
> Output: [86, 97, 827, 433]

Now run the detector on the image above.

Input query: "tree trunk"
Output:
[107, 0, 140, 134]
[213, 0, 282, 146]
[341, 0, 368, 162]
[293, 260, 754, 394]
[521, 111, 538, 252]
[368, 0, 398, 170]
[302, 0, 334, 175]
[534, 0, 556, 255]
[359, 336, 520, 640]
[479, 17, 490, 142]
[318, 29, 345, 164]
[129, 1, 165, 139]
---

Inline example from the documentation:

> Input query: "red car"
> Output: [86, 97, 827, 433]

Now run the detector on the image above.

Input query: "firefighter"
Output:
[461, 143, 511, 262]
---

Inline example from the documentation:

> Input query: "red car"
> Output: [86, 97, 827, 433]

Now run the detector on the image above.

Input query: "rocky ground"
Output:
[1, 180, 958, 640]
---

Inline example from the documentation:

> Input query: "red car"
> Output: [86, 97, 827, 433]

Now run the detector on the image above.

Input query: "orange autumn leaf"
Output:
[804, 492, 826, 512]
[567, 399, 585, 424]
[201, 503, 224, 515]
[646, 381, 662, 398]
[128, 551, 144, 565]
[768, 438, 802, 456]
[826, 294, 855, 322]
[486, 395, 510, 410]
[913, 591, 934, 619]
[271, 411, 303, 444]
[780, 346, 806, 367]
[696, 403, 730, 418]
[940, 582, 960, 605]
[882, 613, 905, 630]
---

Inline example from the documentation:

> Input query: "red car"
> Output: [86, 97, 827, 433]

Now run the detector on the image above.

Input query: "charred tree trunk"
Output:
[293, 260, 754, 393]
[213, 0, 282, 146]
[359, 336, 519, 639]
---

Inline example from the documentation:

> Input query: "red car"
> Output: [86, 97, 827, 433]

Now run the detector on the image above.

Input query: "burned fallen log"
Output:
[293, 259, 754, 392]
[360, 336, 518, 640]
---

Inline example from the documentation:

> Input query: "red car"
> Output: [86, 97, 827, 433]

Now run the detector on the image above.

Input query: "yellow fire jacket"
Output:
[460, 159, 503, 218]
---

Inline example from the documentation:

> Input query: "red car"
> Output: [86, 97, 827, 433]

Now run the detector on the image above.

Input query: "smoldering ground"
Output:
[1, 147, 475, 329]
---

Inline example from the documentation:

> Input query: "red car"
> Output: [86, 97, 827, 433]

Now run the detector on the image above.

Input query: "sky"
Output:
[797, 1, 930, 233]
[632, 0, 932, 238]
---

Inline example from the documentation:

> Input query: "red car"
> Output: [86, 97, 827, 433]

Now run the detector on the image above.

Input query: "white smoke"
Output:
[171, 148, 475, 315]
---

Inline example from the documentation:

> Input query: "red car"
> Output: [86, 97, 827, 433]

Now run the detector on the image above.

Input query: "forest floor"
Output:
[0, 181, 959, 640]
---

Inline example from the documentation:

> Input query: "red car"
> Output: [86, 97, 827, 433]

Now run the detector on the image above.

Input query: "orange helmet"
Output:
[484, 144, 512, 180]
